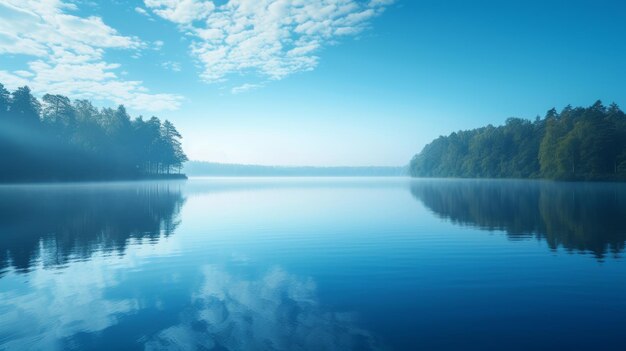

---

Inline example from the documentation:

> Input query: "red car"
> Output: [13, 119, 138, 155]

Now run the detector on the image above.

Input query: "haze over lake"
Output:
[2, 0, 626, 350]
[2, 178, 626, 350]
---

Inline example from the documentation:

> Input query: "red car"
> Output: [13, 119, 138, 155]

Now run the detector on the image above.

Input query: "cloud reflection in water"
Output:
[146, 265, 386, 351]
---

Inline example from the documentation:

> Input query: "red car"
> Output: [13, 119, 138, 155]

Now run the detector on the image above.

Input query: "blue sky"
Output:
[1, 0, 625, 166]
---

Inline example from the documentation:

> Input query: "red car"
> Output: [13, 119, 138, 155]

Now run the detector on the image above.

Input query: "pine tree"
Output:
[0, 83, 10, 118]
[10, 86, 41, 124]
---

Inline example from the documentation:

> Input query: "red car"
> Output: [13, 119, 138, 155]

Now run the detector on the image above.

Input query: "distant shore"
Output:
[184, 161, 407, 177]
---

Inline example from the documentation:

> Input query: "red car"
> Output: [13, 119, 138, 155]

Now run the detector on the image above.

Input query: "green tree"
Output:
[0, 83, 9, 118]
[42, 94, 76, 137]
[10, 86, 41, 124]
[160, 120, 187, 174]
[556, 130, 581, 177]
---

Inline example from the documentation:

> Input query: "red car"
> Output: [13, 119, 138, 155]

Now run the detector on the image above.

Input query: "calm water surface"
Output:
[1, 177, 626, 350]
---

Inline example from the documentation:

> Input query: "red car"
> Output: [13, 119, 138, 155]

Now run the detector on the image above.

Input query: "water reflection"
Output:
[0, 182, 186, 275]
[410, 179, 626, 258]
[0, 249, 142, 350]
[0, 180, 384, 350]
[5, 178, 626, 350]
[146, 265, 385, 351]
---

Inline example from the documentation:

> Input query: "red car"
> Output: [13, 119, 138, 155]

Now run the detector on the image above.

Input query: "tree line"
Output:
[410, 101, 626, 180]
[0, 83, 188, 182]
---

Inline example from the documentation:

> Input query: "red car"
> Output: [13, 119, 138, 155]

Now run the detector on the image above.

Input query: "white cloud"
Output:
[144, 0, 216, 24]
[369, 0, 395, 6]
[0, 0, 182, 112]
[135, 6, 149, 16]
[154, 40, 165, 50]
[13, 70, 35, 78]
[144, 0, 393, 85]
[231, 82, 261, 94]
[162, 61, 182, 72]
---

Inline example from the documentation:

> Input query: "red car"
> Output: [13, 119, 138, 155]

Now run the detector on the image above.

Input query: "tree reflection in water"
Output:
[0, 182, 186, 276]
[410, 179, 626, 259]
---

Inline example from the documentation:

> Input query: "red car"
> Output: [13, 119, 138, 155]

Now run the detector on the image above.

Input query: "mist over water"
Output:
[1, 178, 626, 350]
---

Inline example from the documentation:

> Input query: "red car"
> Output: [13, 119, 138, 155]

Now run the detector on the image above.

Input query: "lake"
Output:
[1, 177, 626, 350]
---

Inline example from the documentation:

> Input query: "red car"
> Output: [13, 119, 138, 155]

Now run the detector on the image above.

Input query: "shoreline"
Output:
[0, 174, 188, 185]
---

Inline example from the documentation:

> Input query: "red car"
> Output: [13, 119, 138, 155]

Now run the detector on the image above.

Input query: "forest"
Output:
[410, 101, 626, 180]
[0, 83, 187, 182]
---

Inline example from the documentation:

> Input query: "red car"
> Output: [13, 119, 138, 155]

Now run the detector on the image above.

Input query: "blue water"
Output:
[1, 177, 626, 350]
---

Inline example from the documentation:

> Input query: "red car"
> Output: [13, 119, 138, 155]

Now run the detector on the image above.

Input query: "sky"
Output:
[0, 0, 625, 166]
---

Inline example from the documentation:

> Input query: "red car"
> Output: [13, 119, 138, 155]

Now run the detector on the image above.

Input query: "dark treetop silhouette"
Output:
[0, 83, 188, 182]
[410, 101, 626, 181]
